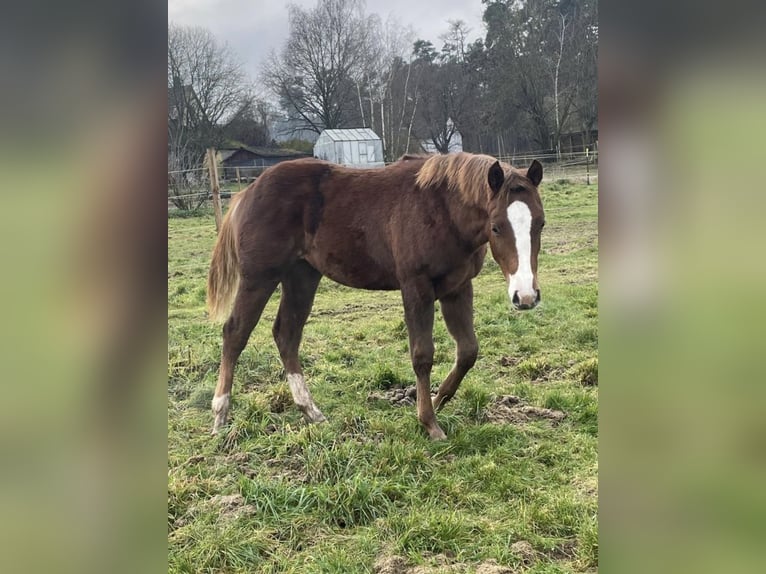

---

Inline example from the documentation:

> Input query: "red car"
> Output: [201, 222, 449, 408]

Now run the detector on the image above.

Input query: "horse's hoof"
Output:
[302, 407, 327, 424]
[211, 394, 230, 435]
[307, 413, 327, 424]
[429, 427, 447, 441]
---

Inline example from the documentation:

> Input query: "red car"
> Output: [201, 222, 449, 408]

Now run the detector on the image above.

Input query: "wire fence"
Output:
[167, 149, 598, 212]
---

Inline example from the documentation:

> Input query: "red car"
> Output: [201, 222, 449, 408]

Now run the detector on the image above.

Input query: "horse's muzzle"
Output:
[512, 289, 541, 310]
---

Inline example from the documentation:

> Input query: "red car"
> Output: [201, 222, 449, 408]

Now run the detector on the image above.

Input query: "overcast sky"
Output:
[168, 0, 486, 83]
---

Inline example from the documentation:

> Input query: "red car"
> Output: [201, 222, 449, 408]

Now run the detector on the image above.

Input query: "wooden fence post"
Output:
[207, 148, 223, 233]
[236, 167, 242, 191]
[585, 147, 590, 186]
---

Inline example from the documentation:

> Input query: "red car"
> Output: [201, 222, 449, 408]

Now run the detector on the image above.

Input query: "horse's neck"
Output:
[446, 194, 490, 251]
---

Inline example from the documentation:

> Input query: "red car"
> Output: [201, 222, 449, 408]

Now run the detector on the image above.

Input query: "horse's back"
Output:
[306, 160, 422, 289]
[233, 157, 481, 294]
[232, 159, 413, 284]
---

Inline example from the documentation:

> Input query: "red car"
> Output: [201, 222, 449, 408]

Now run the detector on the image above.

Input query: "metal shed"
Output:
[313, 128, 385, 168]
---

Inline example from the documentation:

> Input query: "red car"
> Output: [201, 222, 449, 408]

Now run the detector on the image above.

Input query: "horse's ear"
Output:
[527, 160, 543, 186]
[488, 161, 504, 194]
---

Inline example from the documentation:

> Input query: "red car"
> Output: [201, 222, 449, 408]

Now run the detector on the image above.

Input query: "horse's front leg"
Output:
[401, 280, 446, 440]
[433, 281, 478, 411]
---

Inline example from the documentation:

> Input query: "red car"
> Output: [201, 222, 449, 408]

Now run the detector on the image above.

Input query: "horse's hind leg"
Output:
[273, 261, 325, 423]
[433, 282, 478, 411]
[212, 278, 278, 434]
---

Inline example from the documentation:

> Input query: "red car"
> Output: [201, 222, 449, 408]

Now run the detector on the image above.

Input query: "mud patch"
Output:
[368, 390, 566, 425]
[484, 395, 566, 425]
[268, 386, 293, 413]
[192, 493, 258, 521]
[374, 555, 410, 574]
[474, 561, 515, 574]
[368, 385, 421, 407]
[209, 493, 245, 509]
[550, 539, 578, 561]
[510, 540, 536, 565]
[227, 451, 251, 464]
[499, 356, 521, 368]
[373, 554, 514, 574]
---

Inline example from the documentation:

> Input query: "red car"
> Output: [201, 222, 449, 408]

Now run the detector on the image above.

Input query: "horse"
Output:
[206, 153, 545, 440]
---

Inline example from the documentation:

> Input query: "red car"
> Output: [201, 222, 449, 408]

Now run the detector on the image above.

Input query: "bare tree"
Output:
[439, 20, 470, 63]
[168, 24, 251, 209]
[552, 12, 569, 159]
[263, 0, 377, 133]
[412, 21, 478, 154]
[360, 15, 417, 160]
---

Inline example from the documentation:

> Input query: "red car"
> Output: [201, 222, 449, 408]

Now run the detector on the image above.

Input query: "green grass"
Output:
[168, 180, 598, 573]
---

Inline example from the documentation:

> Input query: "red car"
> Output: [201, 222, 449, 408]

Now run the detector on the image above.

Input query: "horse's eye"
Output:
[491, 224, 501, 235]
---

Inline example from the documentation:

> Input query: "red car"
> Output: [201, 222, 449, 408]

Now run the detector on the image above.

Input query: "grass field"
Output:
[168, 179, 598, 573]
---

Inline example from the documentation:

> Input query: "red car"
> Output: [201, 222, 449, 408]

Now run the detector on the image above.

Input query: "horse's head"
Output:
[486, 159, 545, 310]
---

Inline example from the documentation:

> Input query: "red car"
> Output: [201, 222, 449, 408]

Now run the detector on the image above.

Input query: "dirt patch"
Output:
[268, 387, 293, 413]
[368, 385, 421, 407]
[499, 356, 521, 367]
[210, 493, 244, 509]
[475, 560, 515, 574]
[374, 555, 515, 574]
[227, 452, 250, 464]
[368, 391, 566, 426]
[204, 493, 258, 520]
[550, 539, 578, 561]
[263, 456, 306, 482]
[374, 555, 410, 574]
[510, 540, 536, 565]
[484, 396, 566, 425]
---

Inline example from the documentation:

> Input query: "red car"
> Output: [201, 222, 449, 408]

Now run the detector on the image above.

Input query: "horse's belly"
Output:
[304, 251, 399, 291]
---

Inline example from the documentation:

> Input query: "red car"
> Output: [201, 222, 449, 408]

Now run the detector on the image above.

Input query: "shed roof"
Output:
[218, 146, 309, 161]
[319, 128, 381, 142]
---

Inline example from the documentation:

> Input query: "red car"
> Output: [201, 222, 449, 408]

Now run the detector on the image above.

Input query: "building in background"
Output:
[216, 146, 310, 180]
[313, 128, 385, 168]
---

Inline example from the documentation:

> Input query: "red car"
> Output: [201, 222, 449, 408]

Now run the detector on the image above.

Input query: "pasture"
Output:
[168, 179, 598, 573]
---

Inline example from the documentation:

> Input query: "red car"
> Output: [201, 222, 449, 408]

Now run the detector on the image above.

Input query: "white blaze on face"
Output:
[506, 201, 535, 301]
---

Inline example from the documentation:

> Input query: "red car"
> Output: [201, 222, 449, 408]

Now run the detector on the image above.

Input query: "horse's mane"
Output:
[414, 152, 508, 205]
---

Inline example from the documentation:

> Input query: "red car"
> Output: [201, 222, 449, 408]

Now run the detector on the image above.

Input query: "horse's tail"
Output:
[207, 193, 243, 322]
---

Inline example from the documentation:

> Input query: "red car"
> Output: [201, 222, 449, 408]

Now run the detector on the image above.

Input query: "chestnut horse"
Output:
[207, 153, 545, 440]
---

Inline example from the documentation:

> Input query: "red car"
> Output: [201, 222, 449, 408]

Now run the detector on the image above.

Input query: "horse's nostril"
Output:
[512, 290, 539, 310]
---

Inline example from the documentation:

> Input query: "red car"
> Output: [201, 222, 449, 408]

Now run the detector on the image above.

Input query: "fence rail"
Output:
[168, 149, 598, 213]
